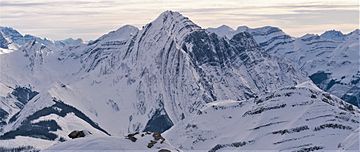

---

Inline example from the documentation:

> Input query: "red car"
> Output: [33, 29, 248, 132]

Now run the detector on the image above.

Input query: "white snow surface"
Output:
[164, 85, 359, 151]
[44, 132, 179, 152]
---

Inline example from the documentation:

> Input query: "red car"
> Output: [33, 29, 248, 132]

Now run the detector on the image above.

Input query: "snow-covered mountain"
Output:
[207, 25, 294, 53]
[0, 26, 84, 54]
[0, 11, 358, 151]
[0, 27, 33, 50]
[208, 26, 360, 108]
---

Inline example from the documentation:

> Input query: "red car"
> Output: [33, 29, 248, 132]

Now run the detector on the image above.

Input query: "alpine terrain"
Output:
[0, 11, 358, 151]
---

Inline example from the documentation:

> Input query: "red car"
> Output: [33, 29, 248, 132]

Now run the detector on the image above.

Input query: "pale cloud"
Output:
[0, 0, 358, 40]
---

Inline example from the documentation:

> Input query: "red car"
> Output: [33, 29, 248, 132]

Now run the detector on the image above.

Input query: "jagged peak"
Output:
[0, 26, 17, 31]
[143, 10, 201, 44]
[0, 26, 23, 38]
[151, 10, 200, 30]
[157, 10, 179, 18]
[321, 29, 344, 36]
[156, 10, 188, 22]
[320, 29, 345, 41]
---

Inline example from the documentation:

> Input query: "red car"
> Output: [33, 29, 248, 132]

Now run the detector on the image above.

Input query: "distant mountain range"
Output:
[0, 11, 358, 151]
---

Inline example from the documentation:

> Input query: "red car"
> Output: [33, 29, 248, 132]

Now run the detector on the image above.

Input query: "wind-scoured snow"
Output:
[164, 82, 359, 151]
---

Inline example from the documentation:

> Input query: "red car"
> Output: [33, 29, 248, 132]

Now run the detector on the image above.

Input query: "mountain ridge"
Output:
[208, 25, 360, 108]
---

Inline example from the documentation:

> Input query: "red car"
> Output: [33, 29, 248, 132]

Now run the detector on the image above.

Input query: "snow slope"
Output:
[44, 132, 179, 152]
[164, 82, 359, 151]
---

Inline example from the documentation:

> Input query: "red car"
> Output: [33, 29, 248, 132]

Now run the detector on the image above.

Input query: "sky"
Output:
[0, 0, 359, 41]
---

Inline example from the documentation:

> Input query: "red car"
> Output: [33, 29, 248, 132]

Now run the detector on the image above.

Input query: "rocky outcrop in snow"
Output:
[164, 82, 359, 151]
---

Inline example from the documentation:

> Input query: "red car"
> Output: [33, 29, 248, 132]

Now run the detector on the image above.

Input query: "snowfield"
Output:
[164, 82, 359, 151]
[44, 132, 179, 152]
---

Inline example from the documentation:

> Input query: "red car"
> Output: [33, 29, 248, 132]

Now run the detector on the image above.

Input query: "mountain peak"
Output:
[0, 26, 18, 32]
[116, 25, 138, 31]
[145, 10, 200, 44]
[152, 10, 185, 25]
[0, 26, 23, 39]
[109, 24, 139, 39]
[158, 10, 179, 18]
[346, 29, 359, 39]
[0, 26, 27, 49]
[152, 10, 199, 29]
[207, 25, 235, 38]
[88, 25, 139, 45]
[321, 29, 344, 35]
[320, 29, 345, 41]
[217, 25, 234, 31]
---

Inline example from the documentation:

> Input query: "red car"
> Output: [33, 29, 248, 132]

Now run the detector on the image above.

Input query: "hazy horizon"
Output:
[1, 0, 358, 41]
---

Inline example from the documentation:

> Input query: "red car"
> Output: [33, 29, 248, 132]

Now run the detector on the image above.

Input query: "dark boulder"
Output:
[68, 130, 91, 139]
[125, 132, 139, 142]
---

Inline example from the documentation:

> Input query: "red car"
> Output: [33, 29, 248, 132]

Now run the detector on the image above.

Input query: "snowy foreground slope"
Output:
[164, 82, 359, 151]
[44, 132, 179, 152]
[44, 82, 359, 151]
[0, 11, 359, 151]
